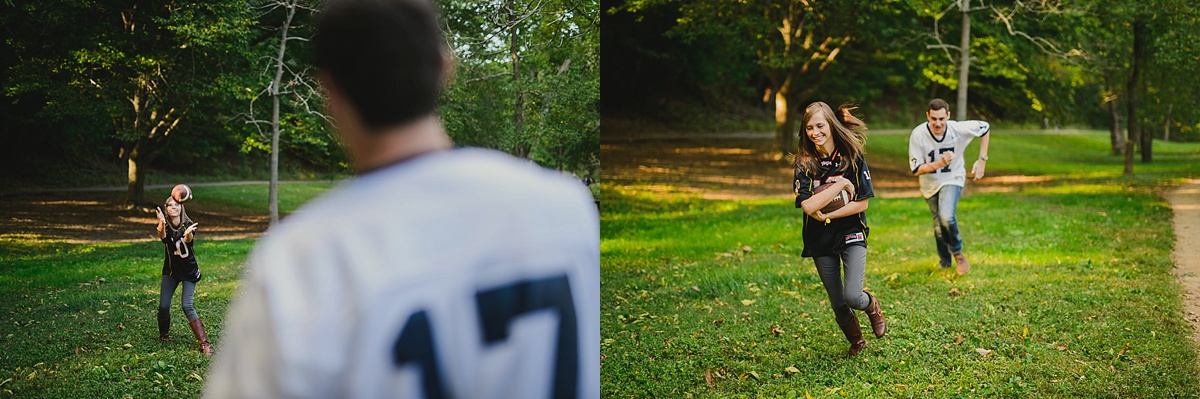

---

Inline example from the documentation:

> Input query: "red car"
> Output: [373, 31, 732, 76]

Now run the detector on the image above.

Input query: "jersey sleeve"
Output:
[955, 120, 990, 138]
[201, 256, 282, 398]
[852, 156, 875, 201]
[908, 127, 926, 173]
[202, 234, 351, 399]
[794, 164, 814, 208]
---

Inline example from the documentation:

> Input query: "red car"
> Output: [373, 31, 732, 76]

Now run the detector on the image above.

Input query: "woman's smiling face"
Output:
[165, 197, 181, 217]
[806, 112, 832, 151]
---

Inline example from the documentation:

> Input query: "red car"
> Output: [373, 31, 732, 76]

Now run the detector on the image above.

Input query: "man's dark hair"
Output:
[314, 0, 447, 131]
[928, 98, 950, 112]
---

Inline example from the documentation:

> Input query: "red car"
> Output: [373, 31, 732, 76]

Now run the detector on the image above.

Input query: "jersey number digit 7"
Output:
[392, 274, 579, 399]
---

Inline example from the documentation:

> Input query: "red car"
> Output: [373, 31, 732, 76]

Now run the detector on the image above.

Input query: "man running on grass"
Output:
[909, 98, 992, 275]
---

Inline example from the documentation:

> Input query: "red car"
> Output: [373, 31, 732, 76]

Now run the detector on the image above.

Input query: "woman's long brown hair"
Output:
[794, 101, 868, 174]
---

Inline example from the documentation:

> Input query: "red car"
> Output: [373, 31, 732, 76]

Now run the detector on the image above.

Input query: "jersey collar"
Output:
[926, 123, 948, 143]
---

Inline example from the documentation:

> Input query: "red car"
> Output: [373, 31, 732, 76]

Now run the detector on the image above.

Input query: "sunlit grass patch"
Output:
[601, 132, 1200, 398]
[0, 182, 335, 398]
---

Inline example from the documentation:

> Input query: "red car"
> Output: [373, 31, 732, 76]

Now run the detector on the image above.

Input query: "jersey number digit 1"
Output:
[928, 148, 954, 173]
[393, 310, 450, 399]
[392, 274, 578, 399]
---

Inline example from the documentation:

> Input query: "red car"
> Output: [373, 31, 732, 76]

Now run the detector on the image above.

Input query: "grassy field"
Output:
[0, 183, 334, 398]
[601, 132, 1200, 398]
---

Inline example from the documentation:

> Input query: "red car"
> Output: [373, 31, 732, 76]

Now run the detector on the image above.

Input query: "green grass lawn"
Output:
[601, 132, 1200, 398]
[0, 183, 334, 398]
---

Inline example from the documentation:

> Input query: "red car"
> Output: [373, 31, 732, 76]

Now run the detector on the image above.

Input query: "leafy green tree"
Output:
[910, 0, 1081, 123]
[440, 0, 599, 177]
[1069, 0, 1199, 172]
[5, 0, 255, 205]
[242, 0, 328, 224]
[622, 0, 873, 158]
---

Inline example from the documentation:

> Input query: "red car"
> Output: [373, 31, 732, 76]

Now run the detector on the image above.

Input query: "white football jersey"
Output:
[908, 120, 990, 198]
[203, 149, 600, 399]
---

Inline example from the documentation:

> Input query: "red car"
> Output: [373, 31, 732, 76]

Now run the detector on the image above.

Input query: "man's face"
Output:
[927, 108, 948, 136]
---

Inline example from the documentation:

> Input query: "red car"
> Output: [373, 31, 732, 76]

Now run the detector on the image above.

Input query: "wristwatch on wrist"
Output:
[978, 154, 988, 161]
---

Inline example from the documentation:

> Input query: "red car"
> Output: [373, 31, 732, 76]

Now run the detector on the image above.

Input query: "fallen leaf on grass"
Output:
[691, 286, 700, 292]
[741, 299, 756, 306]
[742, 246, 753, 253]
[954, 335, 965, 344]
[96, 310, 107, 315]
[883, 273, 899, 282]
[1056, 344, 1068, 351]
[123, 343, 132, 349]
[770, 325, 785, 336]
[785, 365, 800, 374]
[896, 384, 907, 389]
[949, 288, 963, 296]
[1116, 343, 1130, 357]
[976, 348, 992, 356]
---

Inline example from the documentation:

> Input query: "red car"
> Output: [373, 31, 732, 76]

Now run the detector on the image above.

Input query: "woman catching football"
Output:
[154, 186, 212, 356]
[792, 101, 886, 358]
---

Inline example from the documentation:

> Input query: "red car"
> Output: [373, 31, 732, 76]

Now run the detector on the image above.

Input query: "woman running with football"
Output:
[154, 184, 213, 356]
[792, 102, 886, 358]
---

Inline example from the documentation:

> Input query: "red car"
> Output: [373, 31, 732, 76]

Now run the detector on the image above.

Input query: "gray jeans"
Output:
[813, 245, 869, 324]
[159, 274, 199, 321]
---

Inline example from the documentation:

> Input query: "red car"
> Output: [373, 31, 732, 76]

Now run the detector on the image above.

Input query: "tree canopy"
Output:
[604, 0, 1200, 160]
[1, 0, 600, 198]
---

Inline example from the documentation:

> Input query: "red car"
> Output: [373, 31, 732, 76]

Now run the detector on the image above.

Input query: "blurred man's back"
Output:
[202, 0, 599, 397]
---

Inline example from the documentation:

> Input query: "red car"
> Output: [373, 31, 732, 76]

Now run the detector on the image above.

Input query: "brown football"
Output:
[171, 184, 192, 203]
[813, 182, 849, 213]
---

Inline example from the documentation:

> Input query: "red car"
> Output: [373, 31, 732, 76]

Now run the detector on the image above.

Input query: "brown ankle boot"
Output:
[836, 314, 867, 358]
[954, 252, 970, 275]
[188, 318, 213, 356]
[865, 293, 887, 338]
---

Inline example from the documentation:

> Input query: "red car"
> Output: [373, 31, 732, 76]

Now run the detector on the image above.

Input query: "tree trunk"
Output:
[508, 0, 526, 159]
[773, 85, 795, 160]
[270, 90, 281, 224]
[126, 140, 146, 207]
[1128, 21, 1147, 165]
[1140, 118, 1153, 162]
[268, 2, 296, 225]
[1108, 90, 1123, 155]
[1164, 103, 1172, 141]
[1128, 21, 1148, 166]
[955, 0, 971, 121]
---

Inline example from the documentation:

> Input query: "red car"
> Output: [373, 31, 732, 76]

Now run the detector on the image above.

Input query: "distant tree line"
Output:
[603, 0, 1200, 172]
[0, 0, 598, 205]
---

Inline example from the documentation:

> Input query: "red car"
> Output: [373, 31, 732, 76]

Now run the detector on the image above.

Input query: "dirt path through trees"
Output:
[1166, 179, 1200, 345]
